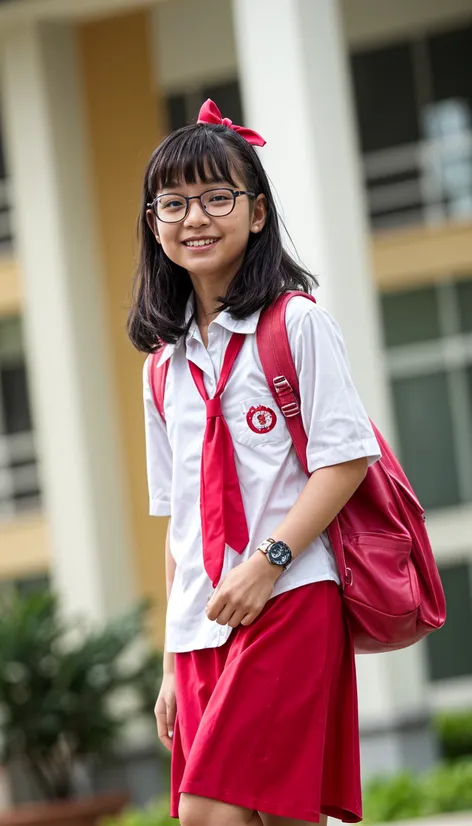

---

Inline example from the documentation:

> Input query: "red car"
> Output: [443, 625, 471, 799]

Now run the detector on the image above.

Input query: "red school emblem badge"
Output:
[246, 404, 277, 434]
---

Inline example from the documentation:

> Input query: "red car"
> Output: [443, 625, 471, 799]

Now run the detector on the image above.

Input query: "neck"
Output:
[190, 271, 234, 329]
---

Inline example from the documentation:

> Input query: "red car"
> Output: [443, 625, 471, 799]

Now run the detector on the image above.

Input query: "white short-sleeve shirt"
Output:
[143, 296, 381, 653]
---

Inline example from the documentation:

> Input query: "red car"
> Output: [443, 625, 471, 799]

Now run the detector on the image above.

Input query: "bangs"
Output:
[148, 125, 244, 194]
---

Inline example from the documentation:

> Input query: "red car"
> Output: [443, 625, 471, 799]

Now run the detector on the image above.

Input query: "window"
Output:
[426, 562, 472, 681]
[351, 43, 419, 154]
[0, 118, 12, 248]
[429, 24, 472, 118]
[381, 286, 440, 347]
[166, 79, 243, 133]
[380, 278, 472, 510]
[391, 372, 460, 509]
[351, 21, 472, 229]
[458, 281, 472, 333]
[0, 316, 40, 517]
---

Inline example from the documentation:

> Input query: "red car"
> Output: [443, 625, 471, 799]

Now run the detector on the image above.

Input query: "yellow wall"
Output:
[77, 10, 168, 646]
[0, 513, 49, 580]
[0, 257, 22, 316]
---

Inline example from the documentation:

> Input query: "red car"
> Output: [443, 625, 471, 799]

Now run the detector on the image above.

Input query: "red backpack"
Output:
[149, 291, 446, 654]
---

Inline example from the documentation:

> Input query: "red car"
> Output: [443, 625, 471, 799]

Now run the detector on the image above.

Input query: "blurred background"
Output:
[0, 0, 471, 823]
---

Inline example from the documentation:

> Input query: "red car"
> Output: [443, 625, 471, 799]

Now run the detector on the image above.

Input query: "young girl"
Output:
[129, 100, 381, 826]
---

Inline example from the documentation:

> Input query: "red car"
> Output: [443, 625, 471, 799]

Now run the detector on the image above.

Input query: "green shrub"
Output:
[0, 589, 163, 800]
[102, 763, 472, 825]
[423, 760, 472, 815]
[101, 799, 175, 826]
[363, 772, 424, 823]
[434, 709, 472, 761]
[363, 758, 472, 823]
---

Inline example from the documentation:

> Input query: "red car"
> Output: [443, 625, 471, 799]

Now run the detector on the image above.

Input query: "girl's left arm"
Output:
[271, 455, 368, 557]
[206, 457, 368, 628]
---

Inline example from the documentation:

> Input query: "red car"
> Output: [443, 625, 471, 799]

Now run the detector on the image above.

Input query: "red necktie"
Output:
[189, 333, 249, 587]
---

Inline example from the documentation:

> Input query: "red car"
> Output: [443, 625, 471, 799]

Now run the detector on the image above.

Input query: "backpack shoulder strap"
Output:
[257, 291, 316, 475]
[257, 289, 347, 586]
[148, 351, 170, 422]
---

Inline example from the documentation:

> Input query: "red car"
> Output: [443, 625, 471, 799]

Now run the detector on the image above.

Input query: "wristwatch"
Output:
[257, 538, 293, 572]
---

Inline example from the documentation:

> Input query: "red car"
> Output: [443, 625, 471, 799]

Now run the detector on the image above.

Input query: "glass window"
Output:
[0, 315, 23, 357]
[1, 365, 32, 434]
[0, 574, 50, 601]
[429, 24, 472, 118]
[0, 316, 40, 516]
[351, 43, 419, 153]
[426, 563, 472, 681]
[0, 118, 11, 247]
[15, 574, 50, 596]
[202, 80, 243, 127]
[380, 287, 441, 347]
[167, 94, 188, 132]
[457, 279, 472, 333]
[0, 117, 6, 181]
[392, 372, 460, 509]
[422, 98, 472, 220]
[467, 366, 472, 419]
[166, 81, 243, 135]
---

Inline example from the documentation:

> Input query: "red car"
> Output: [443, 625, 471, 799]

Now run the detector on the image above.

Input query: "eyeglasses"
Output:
[147, 187, 256, 223]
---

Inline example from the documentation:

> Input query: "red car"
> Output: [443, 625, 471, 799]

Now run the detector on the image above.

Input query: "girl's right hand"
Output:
[154, 672, 176, 752]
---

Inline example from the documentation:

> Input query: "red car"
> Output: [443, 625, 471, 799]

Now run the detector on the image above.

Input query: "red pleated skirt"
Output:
[171, 581, 362, 823]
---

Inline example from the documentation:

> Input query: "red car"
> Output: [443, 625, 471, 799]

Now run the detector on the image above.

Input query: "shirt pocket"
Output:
[230, 395, 289, 448]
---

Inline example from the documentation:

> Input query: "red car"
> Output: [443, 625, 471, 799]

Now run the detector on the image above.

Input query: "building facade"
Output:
[0, 0, 472, 781]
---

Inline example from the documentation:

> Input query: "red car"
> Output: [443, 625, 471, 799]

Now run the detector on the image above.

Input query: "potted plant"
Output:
[0, 589, 162, 826]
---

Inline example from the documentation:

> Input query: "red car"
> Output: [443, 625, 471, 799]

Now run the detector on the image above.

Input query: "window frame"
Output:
[383, 278, 472, 509]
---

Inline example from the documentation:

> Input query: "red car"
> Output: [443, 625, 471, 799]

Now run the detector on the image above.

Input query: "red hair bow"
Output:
[197, 99, 266, 147]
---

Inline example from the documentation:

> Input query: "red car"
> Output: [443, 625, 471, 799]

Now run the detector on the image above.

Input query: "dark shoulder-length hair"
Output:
[128, 121, 316, 353]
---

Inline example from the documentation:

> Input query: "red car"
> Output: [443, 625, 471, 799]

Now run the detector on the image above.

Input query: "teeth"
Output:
[185, 239, 217, 247]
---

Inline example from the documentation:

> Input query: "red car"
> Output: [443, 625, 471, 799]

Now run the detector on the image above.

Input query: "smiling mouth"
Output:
[183, 238, 220, 248]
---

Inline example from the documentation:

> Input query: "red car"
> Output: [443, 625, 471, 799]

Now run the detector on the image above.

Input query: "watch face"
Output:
[268, 541, 292, 567]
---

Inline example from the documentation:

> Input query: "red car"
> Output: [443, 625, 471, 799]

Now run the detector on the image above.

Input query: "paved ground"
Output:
[327, 815, 472, 825]
[344, 814, 472, 826]
[375, 817, 472, 826]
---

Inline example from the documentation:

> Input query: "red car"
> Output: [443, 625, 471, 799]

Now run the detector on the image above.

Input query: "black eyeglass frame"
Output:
[147, 187, 256, 223]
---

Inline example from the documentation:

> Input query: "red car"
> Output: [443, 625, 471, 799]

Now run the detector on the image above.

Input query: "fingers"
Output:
[166, 691, 177, 734]
[227, 611, 243, 628]
[210, 604, 262, 628]
[207, 596, 266, 627]
[240, 607, 263, 626]
[155, 694, 175, 752]
[212, 602, 238, 626]
[206, 591, 224, 622]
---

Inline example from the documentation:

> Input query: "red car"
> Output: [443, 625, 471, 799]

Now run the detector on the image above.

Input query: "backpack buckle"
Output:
[273, 376, 301, 417]
[273, 375, 293, 395]
[281, 401, 300, 418]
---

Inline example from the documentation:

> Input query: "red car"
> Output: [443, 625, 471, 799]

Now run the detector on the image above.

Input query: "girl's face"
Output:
[147, 177, 267, 284]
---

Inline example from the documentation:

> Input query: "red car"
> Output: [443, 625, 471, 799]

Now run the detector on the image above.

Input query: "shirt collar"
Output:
[211, 308, 262, 334]
[156, 294, 262, 367]
[156, 296, 194, 367]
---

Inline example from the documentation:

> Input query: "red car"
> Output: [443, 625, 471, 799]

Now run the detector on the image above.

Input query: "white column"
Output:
[233, 0, 393, 435]
[233, 0, 436, 777]
[1, 21, 136, 623]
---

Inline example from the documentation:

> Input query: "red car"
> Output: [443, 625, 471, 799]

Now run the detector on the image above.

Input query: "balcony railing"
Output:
[364, 130, 472, 231]
[0, 430, 40, 518]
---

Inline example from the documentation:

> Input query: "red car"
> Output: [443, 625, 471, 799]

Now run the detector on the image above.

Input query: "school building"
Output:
[0, 0, 471, 783]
